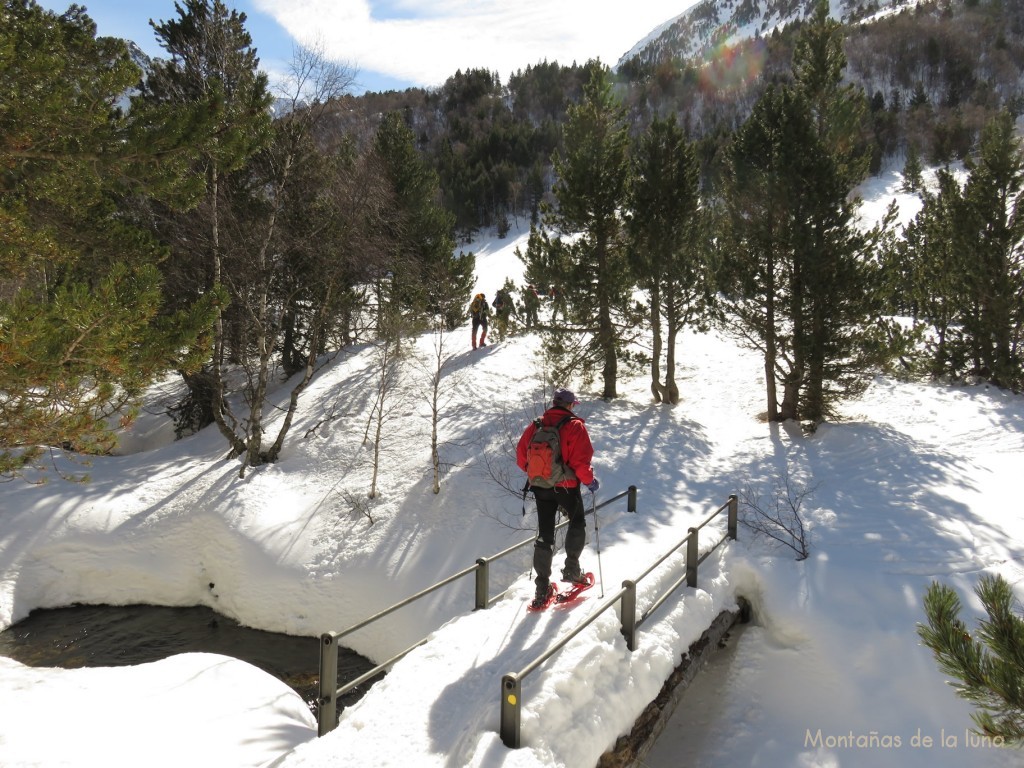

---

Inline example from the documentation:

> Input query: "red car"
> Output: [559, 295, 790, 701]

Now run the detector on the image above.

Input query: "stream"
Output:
[0, 603, 382, 718]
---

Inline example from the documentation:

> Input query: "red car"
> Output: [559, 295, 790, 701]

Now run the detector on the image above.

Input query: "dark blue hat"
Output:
[553, 387, 579, 407]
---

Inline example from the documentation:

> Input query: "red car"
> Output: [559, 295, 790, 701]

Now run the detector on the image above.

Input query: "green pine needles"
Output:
[918, 575, 1024, 744]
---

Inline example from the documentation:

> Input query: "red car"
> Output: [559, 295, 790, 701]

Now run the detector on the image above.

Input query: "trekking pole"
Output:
[591, 489, 604, 598]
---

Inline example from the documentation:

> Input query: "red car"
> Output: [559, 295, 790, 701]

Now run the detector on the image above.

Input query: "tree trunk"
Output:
[989, 272, 1013, 385]
[779, 373, 801, 421]
[665, 289, 680, 405]
[430, 324, 444, 495]
[175, 366, 217, 434]
[597, 228, 617, 400]
[600, 300, 617, 399]
[263, 323, 321, 463]
[764, 250, 779, 421]
[804, 297, 828, 424]
[242, 203, 280, 470]
[779, 245, 805, 422]
[649, 281, 665, 403]
[226, 303, 246, 364]
[208, 165, 247, 460]
[280, 308, 301, 377]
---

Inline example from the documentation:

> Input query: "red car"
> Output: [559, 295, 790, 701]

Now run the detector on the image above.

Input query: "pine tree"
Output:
[720, 85, 810, 421]
[958, 110, 1024, 388]
[0, 1, 215, 476]
[720, 4, 891, 425]
[893, 111, 1024, 389]
[370, 112, 473, 341]
[627, 115, 713, 404]
[791, 0, 885, 424]
[902, 143, 924, 192]
[792, 0, 869, 189]
[137, 0, 273, 460]
[886, 169, 968, 377]
[524, 61, 635, 399]
[919, 575, 1024, 744]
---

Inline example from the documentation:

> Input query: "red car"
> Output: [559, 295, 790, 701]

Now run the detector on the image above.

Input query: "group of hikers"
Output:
[469, 286, 600, 609]
[467, 283, 564, 350]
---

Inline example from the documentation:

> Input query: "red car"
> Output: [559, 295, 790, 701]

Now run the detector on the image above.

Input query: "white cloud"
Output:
[253, 0, 694, 87]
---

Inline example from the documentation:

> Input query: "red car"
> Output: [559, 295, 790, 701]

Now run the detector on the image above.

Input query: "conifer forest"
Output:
[2, 0, 1023, 477]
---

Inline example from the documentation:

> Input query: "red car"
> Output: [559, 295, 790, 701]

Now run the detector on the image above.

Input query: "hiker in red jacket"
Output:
[516, 387, 599, 608]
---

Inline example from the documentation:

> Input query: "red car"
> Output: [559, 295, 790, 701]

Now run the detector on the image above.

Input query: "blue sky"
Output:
[38, 1, 697, 94]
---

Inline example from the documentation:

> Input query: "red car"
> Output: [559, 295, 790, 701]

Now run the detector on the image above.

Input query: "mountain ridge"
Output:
[617, 0, 915, 72]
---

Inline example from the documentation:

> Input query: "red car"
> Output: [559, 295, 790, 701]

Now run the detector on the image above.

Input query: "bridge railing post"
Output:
[728, 494, 738, 540]
[475, 558, 489, 610]
[620, 579, 637, 651]
[500, 673, 522, 748]
[317, 632, 339, 736]
[627, 485, 637, 513]
[686, 527, 699, 588]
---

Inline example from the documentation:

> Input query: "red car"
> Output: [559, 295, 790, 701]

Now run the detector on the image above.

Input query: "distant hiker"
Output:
[469, 292, 490, 349]
[522, 284, 540, 328]
[493, 289, 515, 342]
[548, 285, 566, 324]
[517, 387, 600, 609]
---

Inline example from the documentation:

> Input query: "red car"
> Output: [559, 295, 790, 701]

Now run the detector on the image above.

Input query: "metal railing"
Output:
[499, 494, 737, 749]
[316, 486, 638, 736]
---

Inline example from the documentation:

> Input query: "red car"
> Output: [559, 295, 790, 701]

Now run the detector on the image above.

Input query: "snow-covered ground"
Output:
[1, 166, 1022, 767]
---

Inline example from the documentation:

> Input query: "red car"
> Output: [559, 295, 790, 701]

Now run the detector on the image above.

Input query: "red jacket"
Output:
[516, 406, 595, 487]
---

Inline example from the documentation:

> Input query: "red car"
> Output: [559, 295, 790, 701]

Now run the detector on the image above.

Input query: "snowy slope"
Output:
[1, 164, 1023, 768]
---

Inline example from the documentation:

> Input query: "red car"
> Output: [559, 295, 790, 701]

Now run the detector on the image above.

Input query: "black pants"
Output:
[532, 485, 587, 590]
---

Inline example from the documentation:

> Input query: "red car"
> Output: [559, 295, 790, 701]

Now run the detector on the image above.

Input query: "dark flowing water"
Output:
[0, 603, 383, 716]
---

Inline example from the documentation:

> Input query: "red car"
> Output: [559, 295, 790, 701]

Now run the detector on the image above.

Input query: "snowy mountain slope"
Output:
[618, 0, 913, 72]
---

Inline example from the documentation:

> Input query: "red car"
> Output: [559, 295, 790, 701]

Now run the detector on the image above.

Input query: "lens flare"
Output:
[698, 30, 767, 94]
